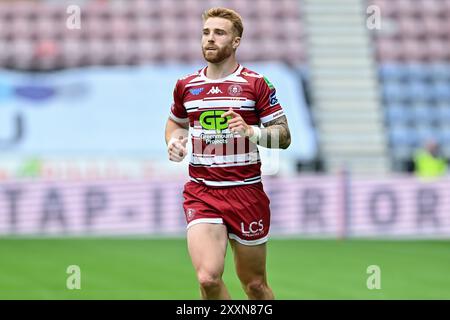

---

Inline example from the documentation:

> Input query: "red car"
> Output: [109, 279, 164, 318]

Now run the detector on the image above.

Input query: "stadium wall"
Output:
[1, 175, 449, 238]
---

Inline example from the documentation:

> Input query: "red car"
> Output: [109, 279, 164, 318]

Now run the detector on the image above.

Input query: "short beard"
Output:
[202, 45, 234, 63]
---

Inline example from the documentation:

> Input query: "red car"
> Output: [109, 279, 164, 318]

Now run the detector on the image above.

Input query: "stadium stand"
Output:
[303, 0, 390, 174]
[0, 0, 307, 70]
[369, 0, 450, 171]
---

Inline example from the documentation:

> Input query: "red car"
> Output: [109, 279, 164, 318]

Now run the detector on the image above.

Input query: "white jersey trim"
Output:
[184, 65, 247, 87]
[187, 218, 224, 230]
[191, 152, 259, 165]
[260, 110, 285, 124]
[190, 127, 237, 137]
[190, 153, 260, 166]
[241, 71, 264, 79]
[195, 65, 247, 84]
[189, 161, 261, 168]
[185, 99, 255, 110]
[189, 176, 261, 187]
[228, 233, 269, 246]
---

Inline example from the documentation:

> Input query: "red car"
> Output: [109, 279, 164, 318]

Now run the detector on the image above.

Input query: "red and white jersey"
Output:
[169, 64, 285, 187]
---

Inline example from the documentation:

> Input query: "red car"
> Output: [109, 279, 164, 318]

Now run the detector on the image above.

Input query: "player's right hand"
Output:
[168, 136, 188, 162]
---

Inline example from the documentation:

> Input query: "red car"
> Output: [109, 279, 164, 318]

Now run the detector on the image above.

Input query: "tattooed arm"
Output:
[258, 115, 291, 149]
[222, 109, 291, 149]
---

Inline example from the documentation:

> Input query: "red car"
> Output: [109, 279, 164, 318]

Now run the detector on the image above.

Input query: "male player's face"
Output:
[202, 17, 239, 63]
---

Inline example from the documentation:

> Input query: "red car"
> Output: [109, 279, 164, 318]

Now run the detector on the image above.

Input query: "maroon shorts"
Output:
[182, 181, 271, 246]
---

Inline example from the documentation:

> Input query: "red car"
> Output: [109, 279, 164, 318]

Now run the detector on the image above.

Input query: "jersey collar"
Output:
[199, 64, 244, 83]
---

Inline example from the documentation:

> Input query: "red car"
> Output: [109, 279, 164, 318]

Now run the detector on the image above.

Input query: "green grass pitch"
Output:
[0, 238, 449, 299]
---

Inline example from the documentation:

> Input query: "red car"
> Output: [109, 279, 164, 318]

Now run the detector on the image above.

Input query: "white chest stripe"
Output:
[185, 99, 255, 110]
[190, 153, 260, 165]
[189, 176, 261, 187]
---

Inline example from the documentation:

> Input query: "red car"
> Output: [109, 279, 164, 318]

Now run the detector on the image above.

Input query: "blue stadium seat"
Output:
[385, 103, 412, 125]
[436, 126, 450, 146]
[439, 123, 450, 139]
[416, 124, 439, 146]
[390, 124, 418, 147]
[379, 64, 408, 82]
[436, 103, 450, 123]
[429, 63, 450, 81]
[430, 80, 450, 101]
[411, 104, 438, 124]
[406, 63, 431, 82]
[383, 80, 409, 103]
[407, 80, 434, 102]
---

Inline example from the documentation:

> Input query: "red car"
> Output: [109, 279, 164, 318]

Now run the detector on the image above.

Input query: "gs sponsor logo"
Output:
[199, 110, 232, 133]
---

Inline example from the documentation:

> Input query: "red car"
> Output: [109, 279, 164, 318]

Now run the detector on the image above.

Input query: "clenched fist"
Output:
[221, 108, 254, 137]
[168, 136, 188, 162]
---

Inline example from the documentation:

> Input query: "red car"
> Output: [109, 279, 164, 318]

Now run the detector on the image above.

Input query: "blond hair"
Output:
[202, 7, 244, 38]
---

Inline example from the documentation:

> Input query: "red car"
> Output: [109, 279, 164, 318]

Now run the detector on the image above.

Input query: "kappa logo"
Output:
[207, 86, 223, 95]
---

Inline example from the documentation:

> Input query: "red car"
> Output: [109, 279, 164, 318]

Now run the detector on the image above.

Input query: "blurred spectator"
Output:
[413, 139, 448, 178]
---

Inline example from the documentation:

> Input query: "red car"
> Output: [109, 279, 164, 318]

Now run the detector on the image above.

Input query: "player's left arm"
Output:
[222, 110, 291, 149]
[223, 73, 291, 149]
[259, 115, 291, 149]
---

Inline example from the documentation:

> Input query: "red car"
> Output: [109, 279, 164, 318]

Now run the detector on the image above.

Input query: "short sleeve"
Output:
[255, 76, 285, 125]
[169, 80, 189, 124]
